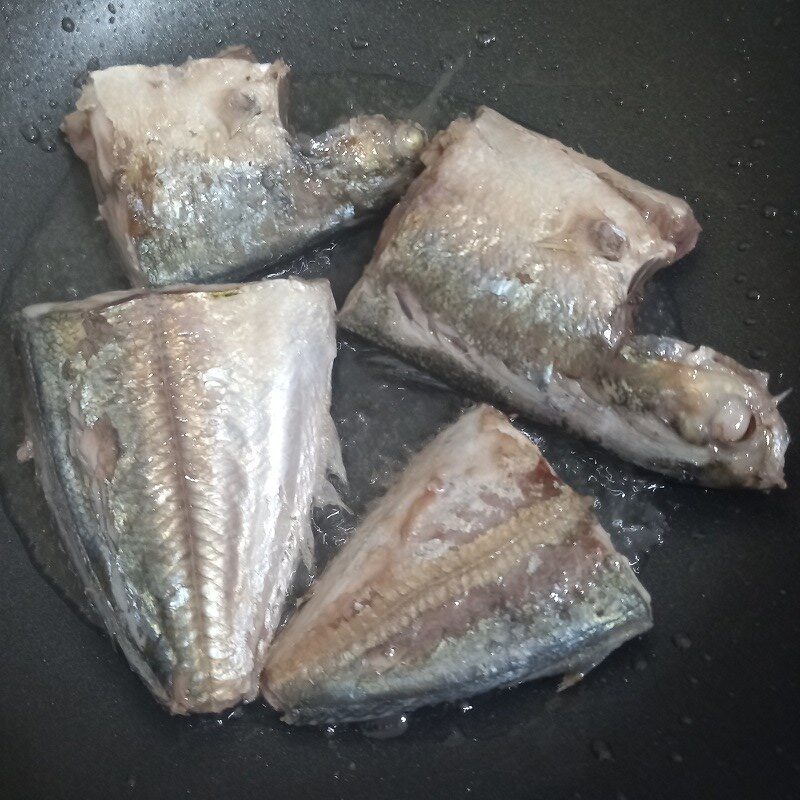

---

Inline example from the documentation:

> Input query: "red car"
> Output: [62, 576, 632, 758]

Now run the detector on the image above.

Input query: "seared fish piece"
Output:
[19, 279, 340, 714]
[263, 405, 652, 725]
[340, 108, 788, 489]
[62, 48, 425, 288]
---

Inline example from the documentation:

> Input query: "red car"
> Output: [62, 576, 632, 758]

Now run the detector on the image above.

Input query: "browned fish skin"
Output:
[62, 48, 425, 288]
[263, 405, 652, 724]
[339, 108, 788, 489]
[19, 279, 340, 714]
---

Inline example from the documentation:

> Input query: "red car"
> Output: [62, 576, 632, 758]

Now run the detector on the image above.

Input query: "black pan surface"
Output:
[0, 2, 798, 799]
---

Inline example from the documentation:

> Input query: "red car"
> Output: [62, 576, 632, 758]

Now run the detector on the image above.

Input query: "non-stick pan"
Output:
[0, 2, 798, 799]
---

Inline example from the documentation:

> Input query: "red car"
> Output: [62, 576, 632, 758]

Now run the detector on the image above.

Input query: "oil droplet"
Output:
[670, 752, 684, 764]
[734, 272, 746, 283]
[633, 656, 648, 672]
[749, 348, 766, 361]
[87, 57, 101, 71]
[681, 714, 693, 725]
[749, 136, 765, 149]
[61, 17, 75, 33]
[762, 204, 778, 219]
[672, 632, 692, 650]
[350, 36, 369, 50]
[109, 16, 115, 24]
[475, 30, 497, 48]
[359, 714, 409, 739]
[19, 123, 41, 144]
[737, 241, 751, 251]
[440, 55, 455, 70]
[747, 289, 760, 301]
[591, 739, 614, 761]
[108, 3, 117, 13]
[784, 228, 793, 237]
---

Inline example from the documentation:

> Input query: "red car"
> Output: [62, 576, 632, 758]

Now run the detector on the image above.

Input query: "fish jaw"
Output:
[339, 107, 787, 489]
[61, 50, 425, 288]
[19, 279, 340, 713]
[262, 405, 652, 725]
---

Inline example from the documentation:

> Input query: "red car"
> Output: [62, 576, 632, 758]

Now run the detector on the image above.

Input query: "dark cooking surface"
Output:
[0, 2, 798, 799]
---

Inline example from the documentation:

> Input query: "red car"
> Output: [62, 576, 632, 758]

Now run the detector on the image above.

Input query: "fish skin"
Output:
[18, 279, 340, 714]
[339, 107, 788, 489]
[62, 49, 426, 288]
[262, 405, 652, 725]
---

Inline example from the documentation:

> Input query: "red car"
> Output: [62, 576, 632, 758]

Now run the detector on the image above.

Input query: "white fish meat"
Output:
[339, 108, 788, 489]
[62, 47, 425, 287]
[263, 405, 652, 724]
[18, 279, 340, 713]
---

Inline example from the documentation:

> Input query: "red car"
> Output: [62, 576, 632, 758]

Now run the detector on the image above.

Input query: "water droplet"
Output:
[323, 725, 337, 738]
[202, 20, 210, 30]
[439, 55, 455, 70]
[681, 714, 693, 725]
[672, 632, 692, 650]
[670, 752, 684, 764]
[749, 348, 766, 361]
[637, 107, 646, 115]
[640, 81, 650, 90]
[633, 656, 648, 672]
[255, 30, 263, 39]
[734, 272, 746, 283]
[350, 36, 369, 50]
[475, 30, 497, 48]
[737, 241, 751, 251]
[226, 18, 237, 29]
[38, 138, 57, 153]
[48, 98, 58, 109]
[728, 156, 743, 168]
[762, 204, 778, 219]
[743, 317, 757, 326]
[108, 3, 117, 13]
[19, 123, 41, 144]
[784, 228, 793, 237]
[747, 289, 760, 301]
[591, 739, 614, 761]
[750, 136, 765, 149]
[61, 17, 75, 33]
[459, 701, 473, 713]
[359, 714, 409, 739]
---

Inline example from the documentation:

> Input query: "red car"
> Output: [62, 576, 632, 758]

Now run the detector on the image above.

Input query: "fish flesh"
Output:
[62, 47, 426, 288]
[339, 108, 788, 489]
[263, 404, 652, 725]
[18, 279, 340, 713]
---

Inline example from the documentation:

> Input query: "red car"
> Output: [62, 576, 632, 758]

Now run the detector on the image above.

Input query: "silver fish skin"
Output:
[62, 47, 425, 288]
[339, 107, 788, 489]
[18, 279, 341, 714]
[262, 405, 652, 725]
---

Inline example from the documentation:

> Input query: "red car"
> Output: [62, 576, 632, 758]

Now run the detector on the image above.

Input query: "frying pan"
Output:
[0, 2, 798, 799]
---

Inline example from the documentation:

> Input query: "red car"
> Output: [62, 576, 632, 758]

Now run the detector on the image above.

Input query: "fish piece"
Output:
[263, 405, 652, 725]
[18, 279, 340, 714]
[339, 108, 788, 489]
[62, 48, 425, 288]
